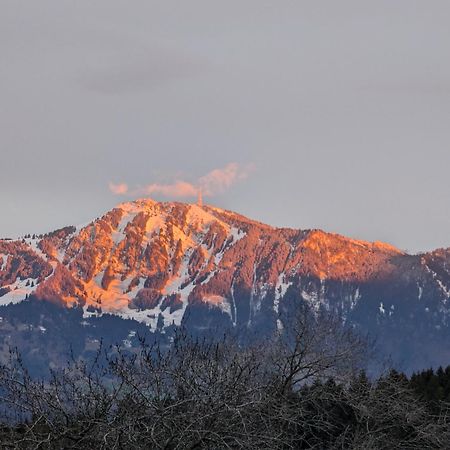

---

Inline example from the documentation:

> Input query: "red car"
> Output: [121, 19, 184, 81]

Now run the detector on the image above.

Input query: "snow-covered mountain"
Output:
[1, 198, 450, 372]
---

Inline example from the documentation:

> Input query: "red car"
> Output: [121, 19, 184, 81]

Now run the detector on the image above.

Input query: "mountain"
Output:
[1, 198, 450, 373]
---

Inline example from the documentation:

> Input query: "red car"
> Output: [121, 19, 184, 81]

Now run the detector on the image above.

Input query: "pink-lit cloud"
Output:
[108, 182, 129, 195]
[109, 163, 253, 199]
[199, 162, 252, 196]
[140, 180, 198, 197]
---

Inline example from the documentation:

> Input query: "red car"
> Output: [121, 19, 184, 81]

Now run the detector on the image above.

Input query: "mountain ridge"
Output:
[1, 198, 450, 372]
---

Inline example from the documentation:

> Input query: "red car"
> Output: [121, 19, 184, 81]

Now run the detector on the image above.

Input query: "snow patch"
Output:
[301, 279, 327, 312]
[274, 273, 292, 315]
[436, 278, 450, 301]
[202, 295, 230, 315]
[247, 260, 258, 327]
[417, 283, 423, 300]
[230, 280, 237, 326]
[117, 250, 198, 330]
[424, 264, 450, 301]
[0, 278, 37, 306]
[276, 319, 284, 331]
[350, 288, 361, 310]
[186, 204, 224, 232]
[26, 238, 49, 262]
[230, 227, 246, 243]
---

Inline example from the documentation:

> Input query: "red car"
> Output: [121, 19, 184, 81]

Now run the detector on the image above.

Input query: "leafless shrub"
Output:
[0, 315, 447, 449]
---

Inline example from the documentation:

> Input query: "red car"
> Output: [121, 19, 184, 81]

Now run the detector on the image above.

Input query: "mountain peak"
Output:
[0, 199, 412, 330]
[117, 198, 158, 212]
[1, 200, 450, 373]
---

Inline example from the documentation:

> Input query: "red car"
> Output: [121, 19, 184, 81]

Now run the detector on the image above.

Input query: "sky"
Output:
[1, 1, 450, 253]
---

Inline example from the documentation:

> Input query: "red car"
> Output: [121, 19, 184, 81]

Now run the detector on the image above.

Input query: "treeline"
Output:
[410, 366, 450, 413]
[0, 315, 448, 449]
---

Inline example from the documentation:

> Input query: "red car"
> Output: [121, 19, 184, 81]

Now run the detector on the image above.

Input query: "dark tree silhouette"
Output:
[0, 314, 448, 449]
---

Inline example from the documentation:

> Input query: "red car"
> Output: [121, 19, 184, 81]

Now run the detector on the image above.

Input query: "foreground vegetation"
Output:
[0, 314, 449, 449]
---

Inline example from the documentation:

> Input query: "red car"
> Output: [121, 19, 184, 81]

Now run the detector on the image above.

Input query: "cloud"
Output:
[79, 46, 208, 96]
[108, 182, 129, 195]
[199, 162, 251, 196]
[140, 180, 198, 197]
[109, 163, 253, 199]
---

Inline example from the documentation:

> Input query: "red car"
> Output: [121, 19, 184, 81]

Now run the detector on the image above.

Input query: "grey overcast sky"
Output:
[1, 1, 450, 253]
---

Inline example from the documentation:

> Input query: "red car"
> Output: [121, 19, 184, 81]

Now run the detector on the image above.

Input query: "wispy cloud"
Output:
[109, 163, 253, 199]
[108, 182, 129, 195]
[79, 45, 208, 96]
[198, 163, 250, 196]
[140, 181, 198, 198]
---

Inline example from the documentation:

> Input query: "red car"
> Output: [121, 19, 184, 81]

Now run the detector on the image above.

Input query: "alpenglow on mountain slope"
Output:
[1, 199, 450, 372]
